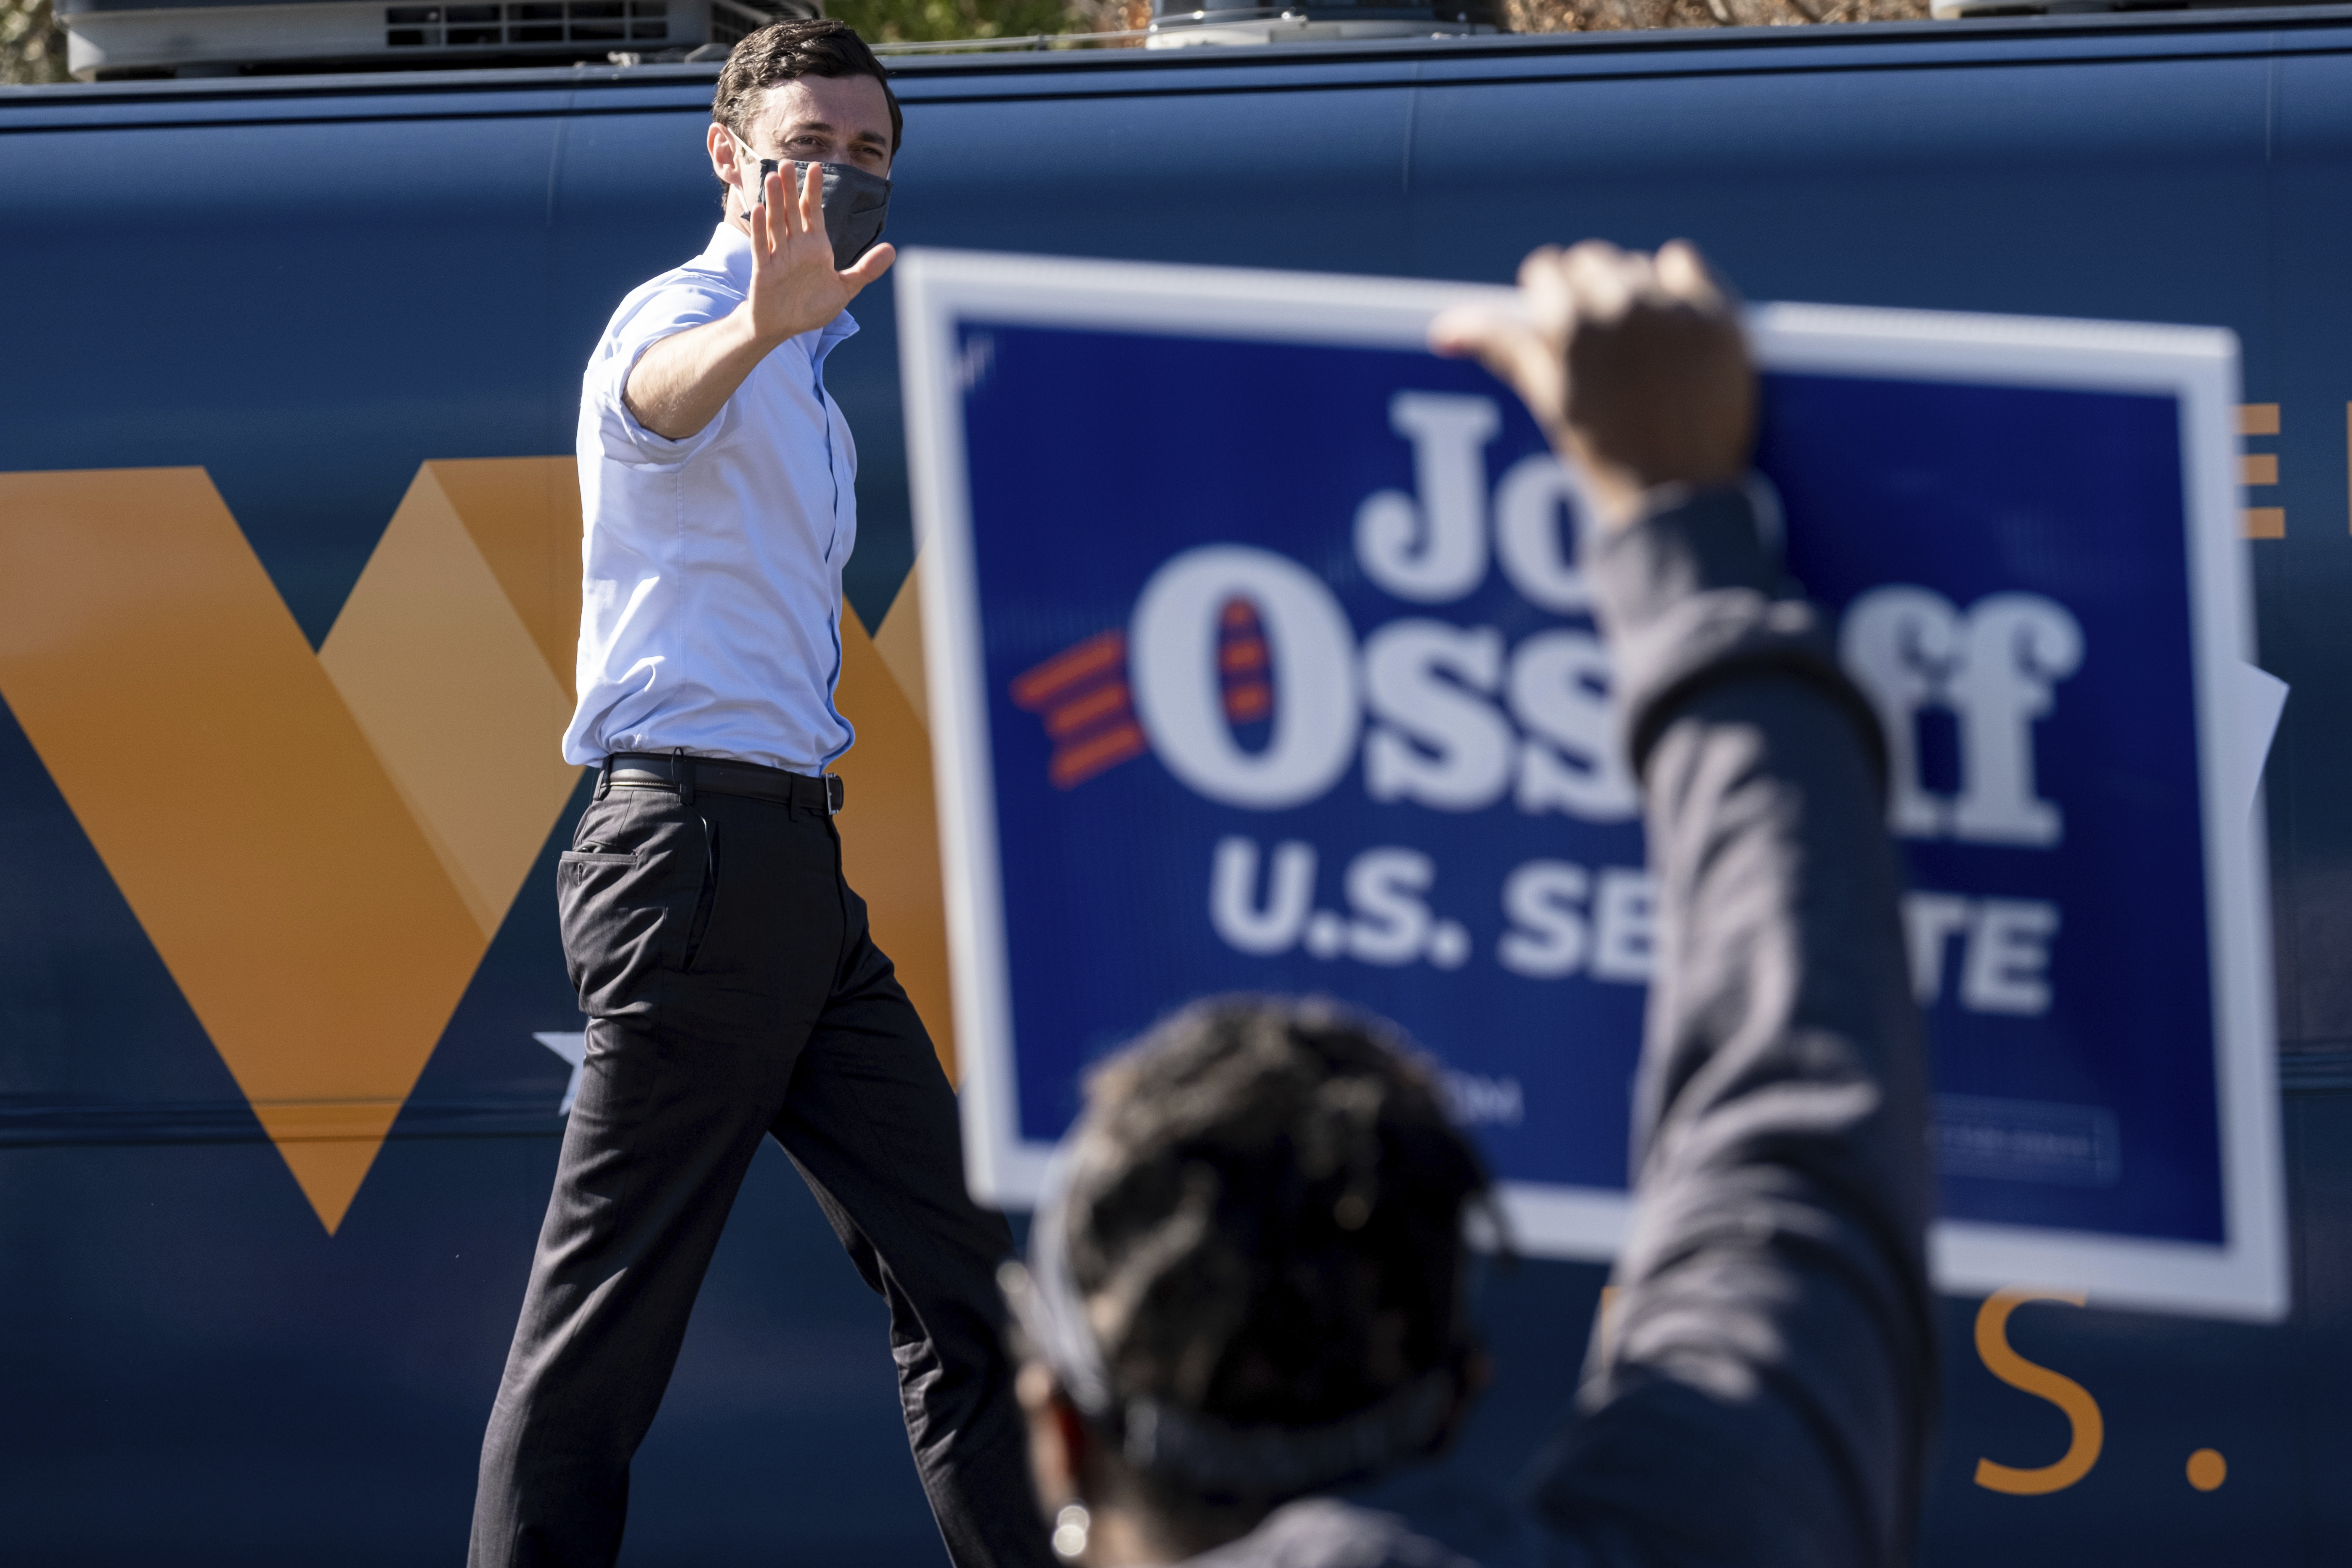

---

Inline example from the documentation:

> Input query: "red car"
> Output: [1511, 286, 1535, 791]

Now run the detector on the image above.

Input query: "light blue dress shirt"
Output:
[563, 222, 860, 775]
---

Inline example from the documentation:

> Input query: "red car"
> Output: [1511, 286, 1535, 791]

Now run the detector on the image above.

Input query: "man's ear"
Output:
[707, 122, 748, 211]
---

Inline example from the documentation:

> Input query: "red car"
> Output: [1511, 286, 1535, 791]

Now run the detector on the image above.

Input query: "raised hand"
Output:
[620, 159, 897, 442]
[1432, 240, 1754, 532]
[745, 159, 896, 348]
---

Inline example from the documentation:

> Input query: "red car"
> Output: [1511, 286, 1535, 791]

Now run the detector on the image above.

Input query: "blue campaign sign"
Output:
[897, 252, 2286, 1320]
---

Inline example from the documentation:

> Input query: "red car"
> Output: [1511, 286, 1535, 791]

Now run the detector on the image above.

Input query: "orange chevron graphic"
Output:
[833, 570, 957, 1089]
[0, 461, 584, 1231]
[0, 460, 959, 1234]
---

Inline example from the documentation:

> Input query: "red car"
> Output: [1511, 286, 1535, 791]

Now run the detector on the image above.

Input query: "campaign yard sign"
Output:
[896, 250, 2287, 1321]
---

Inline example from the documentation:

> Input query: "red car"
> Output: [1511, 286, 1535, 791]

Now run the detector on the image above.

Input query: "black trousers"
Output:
[470, 775, 1048, 1568]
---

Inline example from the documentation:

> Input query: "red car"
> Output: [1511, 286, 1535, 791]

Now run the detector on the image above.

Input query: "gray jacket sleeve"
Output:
[1522, 485, 1939, 1568]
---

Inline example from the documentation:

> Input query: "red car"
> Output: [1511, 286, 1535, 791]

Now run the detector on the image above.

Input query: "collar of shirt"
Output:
[697, 221, 860, 367]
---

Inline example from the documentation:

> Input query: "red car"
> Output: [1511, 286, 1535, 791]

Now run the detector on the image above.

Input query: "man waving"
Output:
[470, 22, 1049, 1568]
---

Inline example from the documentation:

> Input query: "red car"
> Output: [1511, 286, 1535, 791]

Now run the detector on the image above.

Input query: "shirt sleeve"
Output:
[1522, 485, 1939, 1568]
[586, 277, 744, 467]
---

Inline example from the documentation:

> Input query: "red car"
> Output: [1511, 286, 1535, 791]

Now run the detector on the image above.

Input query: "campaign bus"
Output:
[4, 10, 2351, 1561]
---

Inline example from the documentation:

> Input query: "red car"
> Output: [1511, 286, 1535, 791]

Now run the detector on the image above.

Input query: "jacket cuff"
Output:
[1588, 480, 1887, 784]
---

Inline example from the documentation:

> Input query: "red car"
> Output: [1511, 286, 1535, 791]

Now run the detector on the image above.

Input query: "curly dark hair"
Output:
[1057, 997, 1491, 1478]
[712, 18, 902, 153]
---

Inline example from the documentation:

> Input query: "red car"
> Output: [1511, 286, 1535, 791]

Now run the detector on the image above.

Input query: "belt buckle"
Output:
[824, 775, 843, 815]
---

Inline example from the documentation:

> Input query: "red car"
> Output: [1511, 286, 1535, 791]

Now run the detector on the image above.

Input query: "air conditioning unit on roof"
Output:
[58, 0, 815, 80]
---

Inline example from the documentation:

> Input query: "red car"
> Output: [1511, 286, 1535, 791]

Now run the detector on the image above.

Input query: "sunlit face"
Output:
[709, 72, 895, 222]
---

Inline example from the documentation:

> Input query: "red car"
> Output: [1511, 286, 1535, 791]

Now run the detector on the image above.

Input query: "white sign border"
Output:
[897, 247, 2287, 1322]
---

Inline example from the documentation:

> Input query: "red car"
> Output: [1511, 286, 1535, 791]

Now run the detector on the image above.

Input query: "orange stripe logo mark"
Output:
[1218, 599, 1274, 724]
[2240, 402, 2283, 539]
[0, 461, 585, 1232]
[1011, 629, 1148, 789]
[1044, 679, 1135, 740]
[1010, 599, 1280, 791]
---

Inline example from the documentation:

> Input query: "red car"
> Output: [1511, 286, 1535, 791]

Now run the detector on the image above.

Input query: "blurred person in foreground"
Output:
[1000, 241, 1938, 1568]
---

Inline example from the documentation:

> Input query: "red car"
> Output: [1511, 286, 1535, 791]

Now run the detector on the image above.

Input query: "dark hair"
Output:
[1058, 996, 1490, 1488]
[712, 18, 902, 154]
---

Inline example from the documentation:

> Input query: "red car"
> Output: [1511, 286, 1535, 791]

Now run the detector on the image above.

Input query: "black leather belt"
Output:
[600, 751, 843, 814]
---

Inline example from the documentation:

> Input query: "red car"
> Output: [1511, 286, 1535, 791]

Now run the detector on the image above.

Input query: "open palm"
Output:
[747, 161, 895, 345]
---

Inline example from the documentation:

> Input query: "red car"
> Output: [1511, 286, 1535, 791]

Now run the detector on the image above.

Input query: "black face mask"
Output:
[742, 154, 892, 271]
